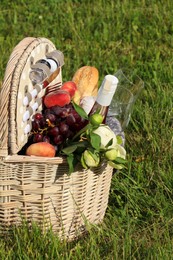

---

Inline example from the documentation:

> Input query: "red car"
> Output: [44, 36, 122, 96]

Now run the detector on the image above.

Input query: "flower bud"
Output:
[81, 150, 100, 168]
[105, 145, 126, 161]
[105, 149, 118, 161]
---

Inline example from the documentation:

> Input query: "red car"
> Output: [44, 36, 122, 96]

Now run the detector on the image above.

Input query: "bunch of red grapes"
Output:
[30, 103, 87, 152]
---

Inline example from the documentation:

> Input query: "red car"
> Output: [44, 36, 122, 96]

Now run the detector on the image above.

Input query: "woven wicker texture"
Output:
[0, 159, 112, 240]
[0, 37, 115, 240]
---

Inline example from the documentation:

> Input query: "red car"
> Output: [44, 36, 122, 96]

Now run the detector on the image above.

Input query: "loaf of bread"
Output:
[72, 66, 99, 98]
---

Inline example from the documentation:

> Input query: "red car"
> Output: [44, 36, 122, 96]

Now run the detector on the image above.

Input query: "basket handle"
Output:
[0, 37, 56, 157]
[0, 38, 37, 156]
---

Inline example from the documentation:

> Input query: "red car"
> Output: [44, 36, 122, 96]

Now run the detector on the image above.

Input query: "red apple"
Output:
[61, 81, 77, 97]
[44, 90, 71, 108]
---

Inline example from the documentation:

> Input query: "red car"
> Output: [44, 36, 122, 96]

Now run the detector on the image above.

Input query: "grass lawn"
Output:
[0, 0, 173, 259]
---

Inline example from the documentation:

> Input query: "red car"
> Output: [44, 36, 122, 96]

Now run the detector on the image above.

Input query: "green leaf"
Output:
[108, 156, 127, 170]
[62, 140, 89, 155]
[72, 101, 88, 119]
[90, 132, 101, 150]
[89, 150, 100, 162]
[76, 145, 88, 154]
[105, 138, 113, 148]
[114, 157, 127, 164]
[75, 140, 89, 148]
[61, 145, 78, 155]
[67, 154, 75, 174]
[108, 161, 125, 170]
[81, 152, 88, 169]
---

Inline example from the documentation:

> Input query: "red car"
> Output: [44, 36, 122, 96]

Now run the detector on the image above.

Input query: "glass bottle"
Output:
[29, 50, 64, 86]
[89, 74, 119, 123]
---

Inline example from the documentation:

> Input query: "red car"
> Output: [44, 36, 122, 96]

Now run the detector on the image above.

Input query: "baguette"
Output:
[72, 66, 99, 98]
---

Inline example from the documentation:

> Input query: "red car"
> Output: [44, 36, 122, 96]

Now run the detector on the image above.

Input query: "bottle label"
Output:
[39, 59, 51, 69]
[45, 58, 57, 73]
[80, 96, 96, 114]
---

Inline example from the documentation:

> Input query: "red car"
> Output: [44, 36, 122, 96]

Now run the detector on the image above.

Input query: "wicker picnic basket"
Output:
[0, 37, 115, 240]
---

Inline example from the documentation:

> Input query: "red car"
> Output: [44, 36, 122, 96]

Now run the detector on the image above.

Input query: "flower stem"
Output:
[72, 124, 92, 141]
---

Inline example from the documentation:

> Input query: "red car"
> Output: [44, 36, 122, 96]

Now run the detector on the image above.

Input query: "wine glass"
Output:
[106, 69, 144, 131]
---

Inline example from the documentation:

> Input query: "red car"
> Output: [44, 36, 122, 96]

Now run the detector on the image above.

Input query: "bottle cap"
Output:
[96, 75, 119, 106]
[103, 75, 119, 92]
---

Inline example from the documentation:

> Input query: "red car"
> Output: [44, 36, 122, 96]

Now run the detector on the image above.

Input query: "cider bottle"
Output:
[88, 74, 119, 123]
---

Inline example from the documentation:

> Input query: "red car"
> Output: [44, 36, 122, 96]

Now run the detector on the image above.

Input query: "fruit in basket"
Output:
[61, 81, 77, 97]
[28, 102, 88, 155]
[48, 126, 60, 136]
[26, 142, 56, 157]
[72, 66, 99, 98]
[44, 89, 71, 108]
[33, 133, 43, 142]
[89, 113, 104, 126]
[33, 113, 43, 120]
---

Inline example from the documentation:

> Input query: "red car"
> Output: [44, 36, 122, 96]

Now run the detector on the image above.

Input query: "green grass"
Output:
[0, 0, 173, 259]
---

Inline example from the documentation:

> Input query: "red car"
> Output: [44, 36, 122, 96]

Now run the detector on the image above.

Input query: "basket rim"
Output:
[2, 154, 66, 164]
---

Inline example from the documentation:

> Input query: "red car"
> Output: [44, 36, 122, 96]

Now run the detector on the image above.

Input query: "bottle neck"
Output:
[96, 88, 115, 107]
[91, 102, 109, 123]
[90, 102, 108, 113]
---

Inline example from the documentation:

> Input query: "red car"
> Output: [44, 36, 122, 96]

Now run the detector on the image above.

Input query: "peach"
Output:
[44, 89, 71, 108]
[26, 142, 56, 157]
[61, 81, 77, 97]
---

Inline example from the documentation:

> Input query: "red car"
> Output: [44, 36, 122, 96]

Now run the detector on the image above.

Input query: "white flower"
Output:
[114, 144, 126, 159]
[93, 124, 117, 149]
